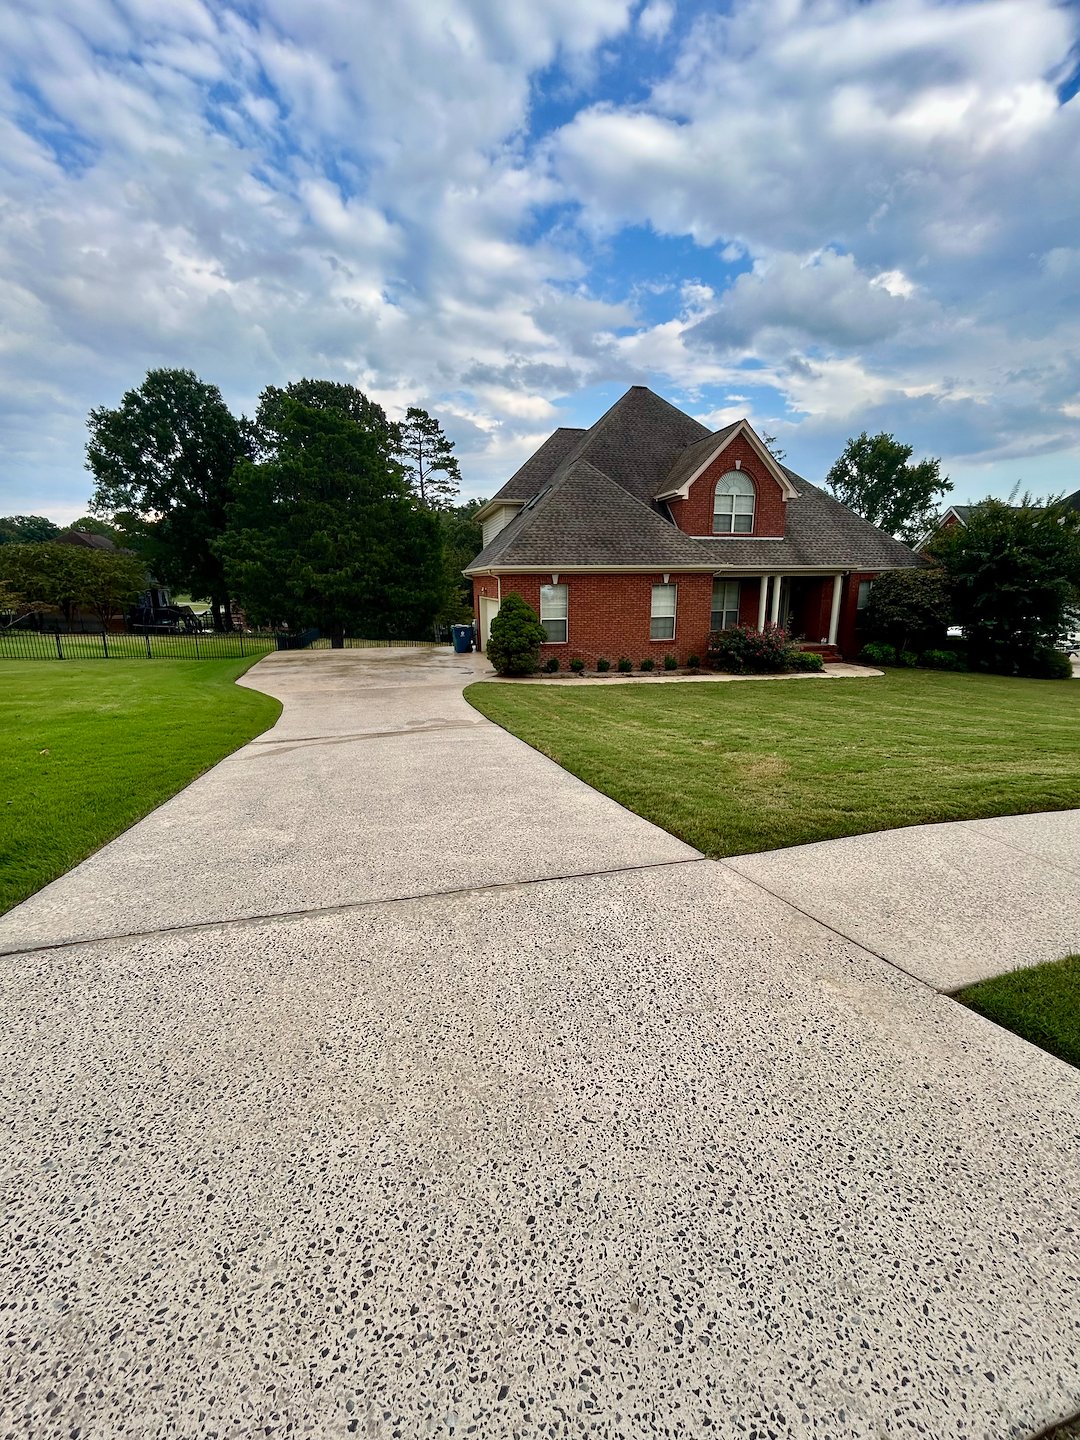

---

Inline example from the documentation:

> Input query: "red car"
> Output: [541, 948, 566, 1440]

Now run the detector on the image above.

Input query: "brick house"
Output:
[465, 386, 922, 666]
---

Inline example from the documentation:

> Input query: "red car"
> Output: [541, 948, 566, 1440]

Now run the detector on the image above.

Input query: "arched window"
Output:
[712, 470, 756, 534]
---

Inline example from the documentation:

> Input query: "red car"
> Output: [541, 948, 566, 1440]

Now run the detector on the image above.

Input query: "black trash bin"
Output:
[451, 624, 474, 654]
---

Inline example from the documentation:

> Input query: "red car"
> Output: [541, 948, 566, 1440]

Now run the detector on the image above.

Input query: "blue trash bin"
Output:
[451, 624, 474, 654]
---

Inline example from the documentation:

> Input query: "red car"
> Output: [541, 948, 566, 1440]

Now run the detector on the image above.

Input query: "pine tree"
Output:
[394, 408, 461, 509]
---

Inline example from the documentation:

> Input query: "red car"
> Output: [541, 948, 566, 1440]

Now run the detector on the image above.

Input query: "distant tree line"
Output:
[1, 368, 484, 644]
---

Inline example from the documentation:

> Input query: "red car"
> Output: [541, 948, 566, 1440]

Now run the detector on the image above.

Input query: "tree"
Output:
[86, 368, 249, 630]
[863, 567, 951, 654]
[487, 592, 547, 676]
[215, 385, 444, 647]
[0, 515, 60, 545]
[760, 433, 787, 463]
[826, 432, 952, 545]
[435, 499, 486, 624]
[394, 407, 462, 509]
[0, 543, 144, 624]
[932, 495, 1080, 675]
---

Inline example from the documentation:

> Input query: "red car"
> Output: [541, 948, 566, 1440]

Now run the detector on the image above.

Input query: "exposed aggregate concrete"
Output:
[2, 647, 1078, 1438]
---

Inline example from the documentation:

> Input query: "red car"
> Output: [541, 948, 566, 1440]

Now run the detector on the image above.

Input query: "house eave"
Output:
[473, 498, 525, 523]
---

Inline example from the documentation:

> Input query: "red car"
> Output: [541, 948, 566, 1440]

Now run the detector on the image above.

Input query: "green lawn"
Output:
[466, 669, 1080, 858]
[0, 659, 281, 915]
[958, 956, 1080, 1070]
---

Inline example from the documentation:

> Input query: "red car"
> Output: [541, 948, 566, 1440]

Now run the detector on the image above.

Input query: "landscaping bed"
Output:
[0, 658, 280, 914]
[466, 668, 1080, 858]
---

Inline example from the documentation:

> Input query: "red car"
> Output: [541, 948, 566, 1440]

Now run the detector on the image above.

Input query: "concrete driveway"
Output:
[1, 647, 1078, 1440]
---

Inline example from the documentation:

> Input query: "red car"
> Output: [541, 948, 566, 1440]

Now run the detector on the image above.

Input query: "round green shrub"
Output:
[617, 656, 633, 673]
[596, 657, 611, 672]
[639, 657, 655, 672]
[569, 657, 585, 673]
[487, 592, 547, 676]
[1022, 646, 1074, 680]
[542, 655, 560, 673]
[687, 654, 701, 670]
[792, 650, 825, 672]
[859, 641, 897, 666]
[708, 623, 798, 673]
[663, 653, 678, 670]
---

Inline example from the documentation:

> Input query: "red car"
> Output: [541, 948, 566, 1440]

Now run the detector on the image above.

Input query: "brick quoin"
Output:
[473, 572, 716, 668]
[667, 435, 787, 538]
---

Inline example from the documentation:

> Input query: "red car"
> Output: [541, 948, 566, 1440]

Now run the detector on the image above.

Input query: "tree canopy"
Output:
[826, 432, 952, 545]
[86, 368, 250, 628]
[931, 495, 1080, 675]
[863, 567, 951, 654]
[394, 407, 461, 509]
[487, 592, 547, 676]
[215, 385, 444, 645]
[0, 542, 146, 624]
[435, 499, 486, 624]
[0, 515, 61, 545]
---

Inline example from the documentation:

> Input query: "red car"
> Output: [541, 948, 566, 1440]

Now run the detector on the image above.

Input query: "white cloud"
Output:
[638, 1, 675, 42]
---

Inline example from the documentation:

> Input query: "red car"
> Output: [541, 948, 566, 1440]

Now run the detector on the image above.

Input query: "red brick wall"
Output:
[477, 572, 716, 666]
[837, 572, 877, 659]
[667, 435, 787, 538]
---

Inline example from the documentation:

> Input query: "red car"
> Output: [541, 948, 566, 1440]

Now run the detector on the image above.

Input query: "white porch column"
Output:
[827, 573, 843, 646]
[768, 573, 782, 625]
[756, 576, 769, 630]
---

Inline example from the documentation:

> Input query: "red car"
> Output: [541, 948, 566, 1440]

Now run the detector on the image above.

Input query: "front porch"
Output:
[715, 572, 854, 653]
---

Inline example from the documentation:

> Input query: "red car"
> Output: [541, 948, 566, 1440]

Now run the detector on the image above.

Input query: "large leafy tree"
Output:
[216, 383, 444, 646]
[394, 407, 462, 509]
[435, 498, 486, 624]
[0, 515, 60, 545]
[0, 543, 145, 624]
[863, 567, 951, 654]
[85, 368, 249, 629]
[826, 432, 952, 545]
[931, 495, 1080, 675]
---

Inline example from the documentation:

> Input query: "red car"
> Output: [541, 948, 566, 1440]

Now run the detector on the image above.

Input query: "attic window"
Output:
[713, 471, 756, 534]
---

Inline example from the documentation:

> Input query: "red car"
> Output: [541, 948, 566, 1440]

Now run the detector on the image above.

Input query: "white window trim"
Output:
[712, 471, 757, 536]
[711, 578, 742, 631]
[649, 582, 677, 642]
[540, 582, 568, 644]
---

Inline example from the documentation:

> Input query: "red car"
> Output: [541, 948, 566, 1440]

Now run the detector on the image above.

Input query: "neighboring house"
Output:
[57, 528, 119, 551]
[466, 386, 922, 665]
[916, 490, 1080, 552]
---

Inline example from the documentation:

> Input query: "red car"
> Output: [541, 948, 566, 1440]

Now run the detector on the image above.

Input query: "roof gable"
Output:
[656, 420, 799, 501]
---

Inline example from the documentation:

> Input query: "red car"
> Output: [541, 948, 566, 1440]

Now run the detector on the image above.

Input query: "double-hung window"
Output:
[857, 580, 872, 611]
[713, 471, 756, 534]
[540, 583, 568, 643]
[650, 583, 677, 640]
[711, 578, 741, 631]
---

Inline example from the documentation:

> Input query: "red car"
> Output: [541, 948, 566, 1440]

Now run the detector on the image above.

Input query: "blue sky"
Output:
[2, 0, 1079, 520]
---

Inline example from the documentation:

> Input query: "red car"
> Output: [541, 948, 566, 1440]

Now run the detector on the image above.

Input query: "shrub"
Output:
[863, 567, 952, 653]
[687, 654, 701, 670]
[708, 623, 799, 674]
[617, 656, 633, 673]
[792, 650, 825, 672]
[639, 657, 655, 672]
[920, 647, 966, 671]
[663, 653, 678, 670]
[860, 641, 897, 666]
[897, 650, 918, 668]
[542, 655, 560, 673]
[596, 656, 611, 672]
[569, 657, 585, 673]
[487, 591, 547, 676]
[1022, 646, 1074, 680]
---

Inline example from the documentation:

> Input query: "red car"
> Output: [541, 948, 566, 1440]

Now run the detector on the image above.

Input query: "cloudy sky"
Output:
[2, 0, 1079, 521]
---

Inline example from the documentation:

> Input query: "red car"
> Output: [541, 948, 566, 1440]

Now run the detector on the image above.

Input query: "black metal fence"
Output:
[0, 627, 453, 661]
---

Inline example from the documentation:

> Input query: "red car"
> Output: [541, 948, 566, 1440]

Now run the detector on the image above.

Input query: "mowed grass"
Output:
[0, 659, 281, 915]
[466, 669, 1080, 857]
[958, 955, 1080, 1069]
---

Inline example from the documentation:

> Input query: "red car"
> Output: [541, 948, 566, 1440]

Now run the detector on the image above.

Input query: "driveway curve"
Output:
[1, 646, 1078, 1440]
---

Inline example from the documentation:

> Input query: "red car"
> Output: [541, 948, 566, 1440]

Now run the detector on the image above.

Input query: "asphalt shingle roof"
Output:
[468, 459, 716, 570]
[466, 387, 924, 574]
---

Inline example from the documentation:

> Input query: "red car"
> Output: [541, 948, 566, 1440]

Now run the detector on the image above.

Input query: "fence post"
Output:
[194, 631, 199, 659]
[239, 631, 245, 657]
[55, 632, 63, 660]
[146, 631, 152, 659]
[102, 627, 109, 659]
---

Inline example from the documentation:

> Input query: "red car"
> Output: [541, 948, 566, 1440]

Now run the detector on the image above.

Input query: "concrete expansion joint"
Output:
[718, 858, 942, 993]
[963, 820, 1080, 881]
[246, 719, 485, 750]
[0, 855, 708, 960]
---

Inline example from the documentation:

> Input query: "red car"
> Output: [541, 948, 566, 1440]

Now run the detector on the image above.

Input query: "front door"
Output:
[479, 595, 501, 650]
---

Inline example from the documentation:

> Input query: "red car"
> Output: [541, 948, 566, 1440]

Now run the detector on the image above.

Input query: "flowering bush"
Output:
[707, 623, 800, 673]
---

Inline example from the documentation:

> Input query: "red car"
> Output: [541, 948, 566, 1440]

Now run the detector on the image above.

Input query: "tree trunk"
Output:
[211, 597, 223, 632]
[330, 621, 345, 649]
